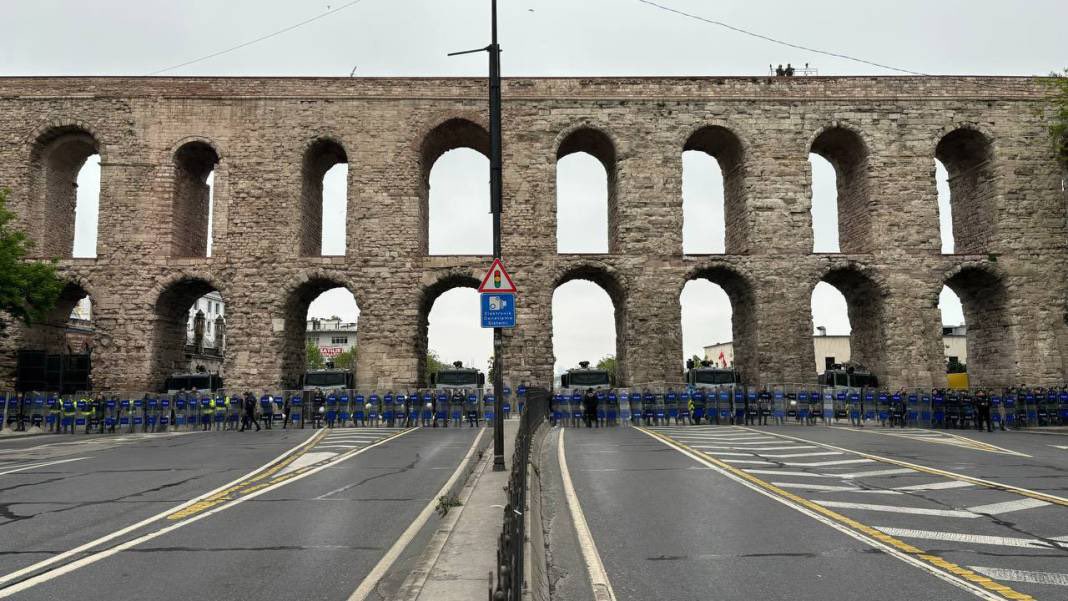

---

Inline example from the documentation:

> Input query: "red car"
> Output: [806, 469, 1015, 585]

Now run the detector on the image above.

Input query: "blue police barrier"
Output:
[483, 394, 495, 424]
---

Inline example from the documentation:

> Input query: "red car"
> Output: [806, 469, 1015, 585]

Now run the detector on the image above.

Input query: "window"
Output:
[331, 336, 348, 345]
[825, 357, 836, 371]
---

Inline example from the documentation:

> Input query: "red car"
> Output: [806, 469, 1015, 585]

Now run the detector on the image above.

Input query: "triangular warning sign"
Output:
[478, 258, 517, 293]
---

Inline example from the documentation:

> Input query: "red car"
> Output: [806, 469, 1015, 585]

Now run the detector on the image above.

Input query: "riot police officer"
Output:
[311, 389, 325, 429]
[757, 387, 771, 426]
[583, 388, 598, 428]
[975, 389, 993, 432]
[807, 392, 822, 426]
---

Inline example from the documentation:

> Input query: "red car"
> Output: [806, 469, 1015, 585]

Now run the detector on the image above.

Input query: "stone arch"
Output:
[18, 279, 97, 355]
[150, 274, 226, 390]
[300, 137, 349, 257]
[935, 126, 997, 255]
[170, 140, 221, 258]
[418, 118, 491, 255]
[556, 125, 619, 253]
[813, 263, 888, 380]
[809, 123, 873, 254]
[680, 263, 758, 382]
[415, 271, 481, 386]
[940, 263, 1015, 387]
[280, 273, 360, 387]
[683, 125, 749, 254]
[27, 124, 102, 258]
[551, 263, 628, 384]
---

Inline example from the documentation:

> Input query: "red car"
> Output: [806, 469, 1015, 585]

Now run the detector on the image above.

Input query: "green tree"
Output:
[306, 341, 324, 369]
[596, 355, 618, 385]
[946, 357, 967, 374]
[1043, 69, 1068, 165]
[334, 348, 355, 370]
[425, 350, 446, 383]
[0, 189, 64, 338]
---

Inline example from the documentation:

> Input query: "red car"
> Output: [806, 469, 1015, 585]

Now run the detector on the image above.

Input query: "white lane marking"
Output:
[275, 452, 338, 476]
[696, 451, 754, 457]
[772, 482, 864, 492]
[556, 430, 617, 601]
[967, 498, 1051, 515]
[721, 459, 776, 465]
[968, 566, 1068, 587]
[894, 481, 974, 491]
[0, 429, 323, 590]
[837, 468, 915, 479]
[783, 459, 874, 467]
[672, 441, 795, 447]
[640, 430, 1012, 601]
[0, 457, 90, 476]
[0, 428, 416, 599]
[694, 445, 816, 451]
[315, 445, 360, 451]
[813, 500, 977, 518]
[877, 528, 1059, 550]
[347, 429, 484, 601]
[1051, 445, 1068, 450]
[772, 482, 902, 494]
[758, 451, 842, 458]
[746, 469, 835, 478]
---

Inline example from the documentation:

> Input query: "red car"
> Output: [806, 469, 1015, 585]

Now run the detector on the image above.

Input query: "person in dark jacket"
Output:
[583, 388, 598, 428]
[241, 391, 260, 431]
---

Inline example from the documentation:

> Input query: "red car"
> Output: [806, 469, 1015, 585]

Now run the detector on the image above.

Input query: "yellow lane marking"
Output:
[167, 428, 408, 520]
[829, 426, 1030, 457]
[737, 427, 1068, 509]
[640, 427, 1035, 601]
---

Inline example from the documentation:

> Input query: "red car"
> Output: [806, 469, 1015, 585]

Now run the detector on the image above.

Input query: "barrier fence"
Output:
[0, 387, 529, 434]
[548, 383, 1068, 430]
[489, 387, 548, 601]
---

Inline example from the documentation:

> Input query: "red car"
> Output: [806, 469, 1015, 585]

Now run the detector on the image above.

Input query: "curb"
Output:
[524, 421, 551, 601]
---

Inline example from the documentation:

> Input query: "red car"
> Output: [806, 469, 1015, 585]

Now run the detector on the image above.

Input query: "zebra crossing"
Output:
[275, 428, 409, 477]
[830, 425, 1030, 456]
[651, 425, 1068, 600]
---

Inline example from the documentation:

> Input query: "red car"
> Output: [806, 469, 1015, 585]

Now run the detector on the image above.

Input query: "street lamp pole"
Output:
[450, 0, 505, 471]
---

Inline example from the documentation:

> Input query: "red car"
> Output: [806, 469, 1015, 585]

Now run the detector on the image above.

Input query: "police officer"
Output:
[311, 389, 324, 429]
[757, 387, 771, 426]
[807, 392, 822, 426]
[691, 389, 706, 425]
[450, 389, 464, 427]
[466, 389, 480, 427]
[61, 396, 76, 434]
[582, 388, 597, 428]
[975, 388, 993, 432]
[200, 395, 214, 431]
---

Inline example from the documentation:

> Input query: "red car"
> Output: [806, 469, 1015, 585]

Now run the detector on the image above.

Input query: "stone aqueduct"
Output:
[0, 76, 1065, 392]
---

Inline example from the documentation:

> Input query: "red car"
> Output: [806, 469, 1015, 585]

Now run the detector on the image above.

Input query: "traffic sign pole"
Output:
[489, 0, 506, 472]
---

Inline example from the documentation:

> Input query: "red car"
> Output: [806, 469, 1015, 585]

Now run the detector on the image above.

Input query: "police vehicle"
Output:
[684, 359, 741, 388]
[430, 361, 485, 389]
[818, 363, 878, 390]
[164, 372, 224, 394]
[560, 361, 613, 389]
[301, 368, 354, 391]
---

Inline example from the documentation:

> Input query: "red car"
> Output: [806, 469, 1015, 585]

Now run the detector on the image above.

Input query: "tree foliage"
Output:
[946, 357, 967, 374]
[306, 341, 324, 369]
[334, 348, 355, 370]
[596, 355, 618, 384]
[1044, 69, 1068, 165]
[0, 189, 64, 337]
[426, 350, 446, 383]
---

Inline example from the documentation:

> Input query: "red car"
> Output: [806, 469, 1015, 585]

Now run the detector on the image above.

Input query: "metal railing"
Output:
[489, 387, 549, 601]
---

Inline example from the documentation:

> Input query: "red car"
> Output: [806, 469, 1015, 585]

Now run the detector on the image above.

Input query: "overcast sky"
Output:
[46, 0, 1066, 378]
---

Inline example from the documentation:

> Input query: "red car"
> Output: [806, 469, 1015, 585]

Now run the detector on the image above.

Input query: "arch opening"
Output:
[943, 267, 1014, 387]
[939, 286, 967, 380]
[14, 282, 94, 393]
[810, 127, 871, 254]
[935, 128, 996, 255]
[552, 266, 626, 385]
[281, 280, 359, 388]
[30, 127, 101, 258]
[683, 126, 746, 254]
[416, 274, 490, 386]
[811, 268, 885, 379]
[935, 159, 955, 254]
[557, 128, 616, 253]
[421, 119, 491, 256]
[171, 142, 219, 258]
[680, 266, 756, 382]
[152, 278, 225, 390]
[301, 139, 349, 257]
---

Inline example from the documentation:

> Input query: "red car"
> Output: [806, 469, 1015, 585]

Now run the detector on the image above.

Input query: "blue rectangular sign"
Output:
[481, 293, 516, 328]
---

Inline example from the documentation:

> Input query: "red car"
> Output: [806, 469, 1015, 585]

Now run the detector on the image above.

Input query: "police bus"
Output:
[430, 362, 485, 390]
[164, 372, 224, 394]
[819, 363, 878, 421]
[684, 360, 741, 389]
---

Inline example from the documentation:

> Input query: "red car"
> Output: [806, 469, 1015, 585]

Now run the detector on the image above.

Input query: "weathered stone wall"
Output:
[0, 76, 1064, 392]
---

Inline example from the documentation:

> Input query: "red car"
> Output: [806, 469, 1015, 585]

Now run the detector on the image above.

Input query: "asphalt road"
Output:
[0, 425, 481, 600]
[547, 423, 1068, 601]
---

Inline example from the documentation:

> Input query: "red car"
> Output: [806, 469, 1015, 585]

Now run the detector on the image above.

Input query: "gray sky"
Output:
[50, 0, 1066, 377]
